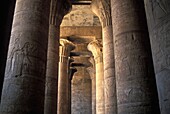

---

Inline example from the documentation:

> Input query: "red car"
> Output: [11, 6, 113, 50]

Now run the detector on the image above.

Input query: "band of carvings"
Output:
[87, 40, 103, 64]
[91, 0, 112, 27]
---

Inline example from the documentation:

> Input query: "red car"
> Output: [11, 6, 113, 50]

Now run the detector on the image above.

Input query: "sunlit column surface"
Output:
[86, 61, 96, 114]
[91, 0, 117, 113]
[88, 40, 105, 114]
[57, 39, 75, 114]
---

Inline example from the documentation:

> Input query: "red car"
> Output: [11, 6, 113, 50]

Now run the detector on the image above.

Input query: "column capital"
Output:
[59, 39, 75, 62]
[87, 40, 103, 63]
[50, 0, 72, 26]
[91, 0, 111, 27]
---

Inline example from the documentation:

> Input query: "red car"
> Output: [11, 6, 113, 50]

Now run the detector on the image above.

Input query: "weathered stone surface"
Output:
[71, 67, 92, 114]
[102, 26, 117, 114]
[68, 67, 77, 114]
[144, 1, 170, 113]
[91, 0, 117, 113]
[44, 0, 71, 114]
[68, 39, 93, 114]
[44, 24, 59, 114]
[88, 40, 105, 114]
[0, 0, 51, 113]
[111, 0, 160, 113]
[87, 65, 96, 114]
[61, 5, 100, 26]
[60, 26, 102, 40]
[57, 39, 75, 114]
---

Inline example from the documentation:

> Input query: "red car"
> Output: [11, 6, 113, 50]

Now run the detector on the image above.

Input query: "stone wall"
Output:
[71, 67, 92, 114]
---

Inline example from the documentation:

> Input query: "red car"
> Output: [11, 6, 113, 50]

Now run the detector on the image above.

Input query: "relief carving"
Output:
[7, 39, 39, 77]
[124, 88, 145, 99]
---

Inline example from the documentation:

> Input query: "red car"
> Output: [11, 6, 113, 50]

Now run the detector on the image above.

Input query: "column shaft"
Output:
[68, 77, 71, 114]
[44, 25, 59, 114]
[57, 39, 75, 114]
[58, 59, 69, 114]
[103, 25, 117, 114]
[87, 59, 96, 114]
[144, 1, 170, 113]
[91, 0, 117, 113]
[91, 74, 96, 114]
[44, 1, 71, 114]
[88, 41, 105, 114]
[0, 0, 51, 113]
[111, 0, 160, 113]
[96, 61, 104, 114]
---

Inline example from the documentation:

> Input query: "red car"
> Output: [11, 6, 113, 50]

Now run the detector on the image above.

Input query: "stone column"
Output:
[44, 0, 71, 114]
[111, 0, 160, 113]
[68, 66, 77, 114]
[57, 39, 75, 114]
[88, 40, 105, 114]
[144, 1, 170, 114]
[0, 0, 16, 100]
[86, 65, 96, 114]
[0, 0, 51, 113]
[91, 0, 117, 113]
[68, 57, 74, 114]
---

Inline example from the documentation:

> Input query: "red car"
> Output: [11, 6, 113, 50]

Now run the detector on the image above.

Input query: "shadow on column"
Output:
[0, 0, 16, 101]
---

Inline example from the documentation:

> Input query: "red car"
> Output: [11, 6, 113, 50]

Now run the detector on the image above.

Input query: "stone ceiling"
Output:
[71, 0, 92, 5]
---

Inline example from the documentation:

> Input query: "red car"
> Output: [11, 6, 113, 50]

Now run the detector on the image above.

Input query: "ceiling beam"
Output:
[71, 0, 91, 5]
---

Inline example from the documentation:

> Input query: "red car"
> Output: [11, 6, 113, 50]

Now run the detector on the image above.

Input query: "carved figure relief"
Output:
[7, 39, 38, 77]
[122, 57, 131, 76]
[124, 88, 145, 100]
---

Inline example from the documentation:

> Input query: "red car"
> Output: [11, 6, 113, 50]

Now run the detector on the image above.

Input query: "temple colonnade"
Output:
[0, 0, 170, 114]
